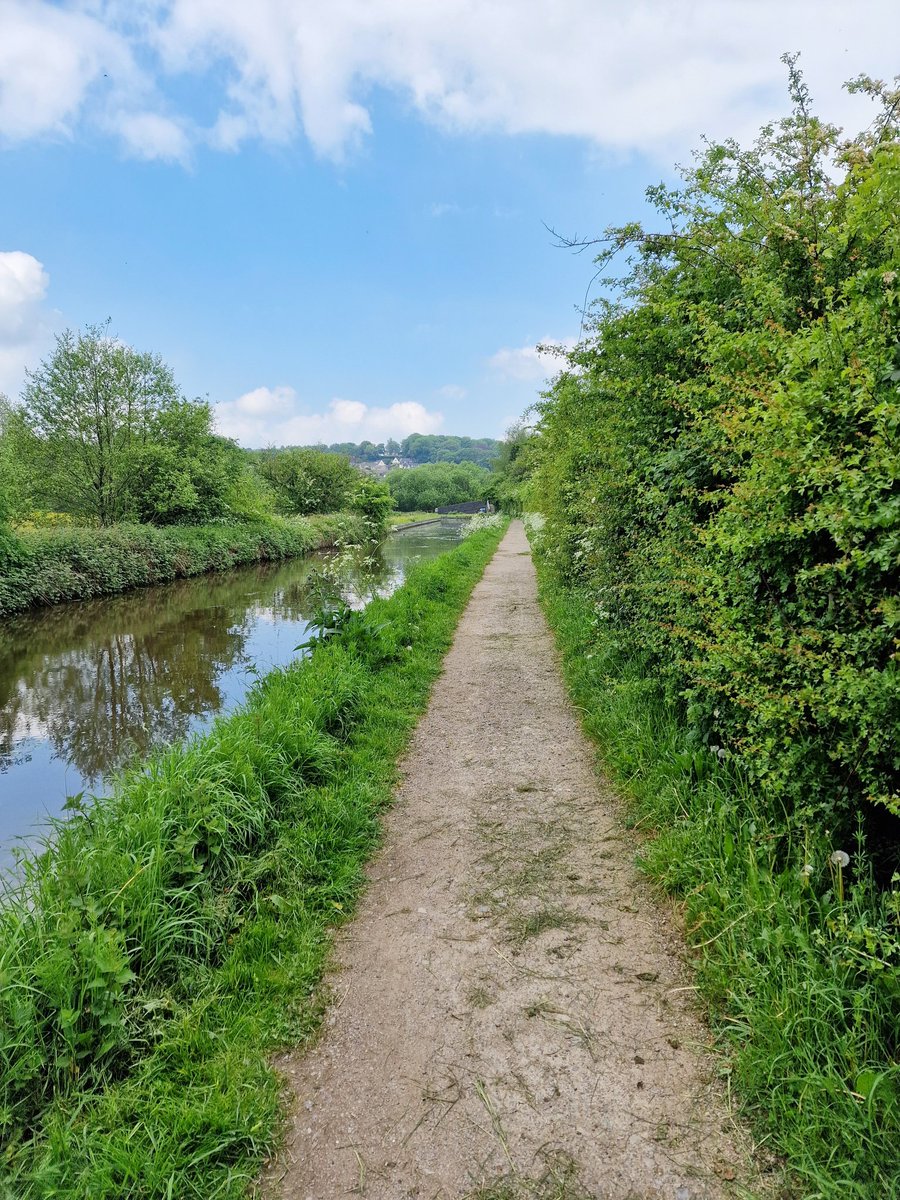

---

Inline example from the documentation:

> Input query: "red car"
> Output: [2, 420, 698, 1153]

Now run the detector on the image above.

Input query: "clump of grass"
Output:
[0, 522, 507, 1196]
[466, 1149, 591, 1199]
[533, 553, 900, 1198]
[506, 907, 586, 946]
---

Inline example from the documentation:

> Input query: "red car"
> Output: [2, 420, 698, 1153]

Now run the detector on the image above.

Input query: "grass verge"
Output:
[530, 540, 900, 1200]
[0, 513, 371, 617]
[0, 521, 507, 1197]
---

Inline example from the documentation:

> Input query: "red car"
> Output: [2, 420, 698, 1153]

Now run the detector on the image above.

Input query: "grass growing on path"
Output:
[530, 542, 900, 1199]
[0, 522, 506, 1198]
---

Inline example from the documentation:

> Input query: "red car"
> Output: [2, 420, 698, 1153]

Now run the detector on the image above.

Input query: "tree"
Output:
[386, 461, 492, 511]
[20, 324, 180, 525]
[120, 400, 257, 525]
[258, 448, 357, 515]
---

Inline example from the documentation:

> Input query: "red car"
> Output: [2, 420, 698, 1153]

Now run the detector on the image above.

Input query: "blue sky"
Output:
[0, 1, 896, 445]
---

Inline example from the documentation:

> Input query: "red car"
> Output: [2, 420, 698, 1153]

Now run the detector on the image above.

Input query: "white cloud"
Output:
[0, 250, 55, 396]
[214, 388, 444, 446]
[0, 2, 897, 162]
[437, 383, 467, 400]
[112, 111, 192, 163]
[488, 339, 574, 382]
[430, 202, 461, 218]
[0, 1, 130, 141]
[0, 253, 49, 345]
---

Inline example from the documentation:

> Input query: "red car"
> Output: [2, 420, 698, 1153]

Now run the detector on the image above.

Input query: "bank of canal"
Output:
[0, 521, 466, 861]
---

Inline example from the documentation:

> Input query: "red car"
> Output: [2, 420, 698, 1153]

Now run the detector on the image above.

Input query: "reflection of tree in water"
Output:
[0, 604, 248, 785]
[0, 557, 329, 785]
[0, 527, 461, 790]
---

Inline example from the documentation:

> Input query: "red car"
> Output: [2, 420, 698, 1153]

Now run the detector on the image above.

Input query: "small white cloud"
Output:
[214, 390, 443, 447]
[430, 202, 461, 217]
[488, 338, 574, 382]
[233, 385, 297, 416]
[0, 252, 49, 345]
[113, 111, 192, 164]
[437, 384, 467, 400]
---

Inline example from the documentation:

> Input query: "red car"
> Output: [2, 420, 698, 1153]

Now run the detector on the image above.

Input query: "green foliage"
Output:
[387, 461, 492, 511]
[528, 61, 900, 1193]
[533, 65, 900, 846]
[0, 514, 368, 617]
[534, 560, 900, 1198]
[295, 434, 501, 467]
[488, 421, 539, 514]
[18, 325, 181, 526]
[258, 448, 357, 515]
[8, 326, 257, 529]
[0, 522, 506, 1196]
[399, 433, 501, 468]
[349, 475, 394, 532]
[120, 400, 260, 526]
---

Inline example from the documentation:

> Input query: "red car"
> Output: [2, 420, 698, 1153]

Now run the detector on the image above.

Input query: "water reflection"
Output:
[0, 522, 462, 855]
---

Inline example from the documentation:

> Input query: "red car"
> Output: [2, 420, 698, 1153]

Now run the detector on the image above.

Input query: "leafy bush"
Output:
[258, 448, 357, 515]
[533, 63, 900, 852]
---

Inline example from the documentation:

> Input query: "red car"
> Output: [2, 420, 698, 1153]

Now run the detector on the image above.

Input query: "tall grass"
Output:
[0, 513, 369, 617]
[532, 549, 900, 1198]
[0, 522, 506, 1197]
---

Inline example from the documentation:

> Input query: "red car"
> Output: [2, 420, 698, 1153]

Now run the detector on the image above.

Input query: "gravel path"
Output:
[264, 521, 760, 1200]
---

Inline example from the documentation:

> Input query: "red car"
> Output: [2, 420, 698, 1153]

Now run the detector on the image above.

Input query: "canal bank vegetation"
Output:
[524, 64, 899, 1196]
[0, 521, 507, 1197]
[0, 513, 371, 618]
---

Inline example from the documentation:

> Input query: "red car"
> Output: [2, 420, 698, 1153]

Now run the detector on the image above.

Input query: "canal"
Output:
[0, 522, 465, 863]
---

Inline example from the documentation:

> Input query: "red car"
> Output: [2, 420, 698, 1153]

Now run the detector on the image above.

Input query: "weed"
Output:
[506, 907, 586, 946]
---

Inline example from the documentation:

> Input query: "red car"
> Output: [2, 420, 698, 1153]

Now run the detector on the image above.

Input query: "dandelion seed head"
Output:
[830, 850, 850, 869]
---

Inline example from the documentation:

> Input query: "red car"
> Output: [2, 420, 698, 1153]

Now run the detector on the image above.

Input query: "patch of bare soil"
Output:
[262, 522, 763, 1199]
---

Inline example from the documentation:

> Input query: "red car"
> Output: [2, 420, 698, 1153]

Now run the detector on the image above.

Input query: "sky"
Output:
[0, 2, 897, 447]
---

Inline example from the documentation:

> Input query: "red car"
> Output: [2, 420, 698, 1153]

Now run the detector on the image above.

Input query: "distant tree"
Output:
[489, 420, 538, 514]
[387, 461, 492, 511]
[19, 324, 181, 525]
[259, 448, 357, 514]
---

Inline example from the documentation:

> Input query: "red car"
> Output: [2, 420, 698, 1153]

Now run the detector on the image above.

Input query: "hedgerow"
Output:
[530, 61, 899, 1193]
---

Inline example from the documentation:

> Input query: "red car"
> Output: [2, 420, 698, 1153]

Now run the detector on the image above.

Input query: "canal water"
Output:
[0, 522, 464, 863]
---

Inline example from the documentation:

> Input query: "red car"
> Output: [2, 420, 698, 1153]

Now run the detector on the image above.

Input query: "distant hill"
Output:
[288, 434, 502, 470]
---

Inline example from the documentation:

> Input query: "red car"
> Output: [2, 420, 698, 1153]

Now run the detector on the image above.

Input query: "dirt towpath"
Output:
[265, 521, 759, 1200]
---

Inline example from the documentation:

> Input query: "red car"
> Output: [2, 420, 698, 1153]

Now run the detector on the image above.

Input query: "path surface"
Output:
[265, 522, 758, 1200]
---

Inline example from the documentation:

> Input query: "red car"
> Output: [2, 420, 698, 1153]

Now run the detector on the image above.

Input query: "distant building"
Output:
[351, 455, 414, 477]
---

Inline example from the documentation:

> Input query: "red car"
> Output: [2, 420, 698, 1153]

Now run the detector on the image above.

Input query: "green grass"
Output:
[0, 521, 507, 1197]
[0, 512, 370, 617]
[390, 510, 445, 525]
[531, 549, 900, 1200]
